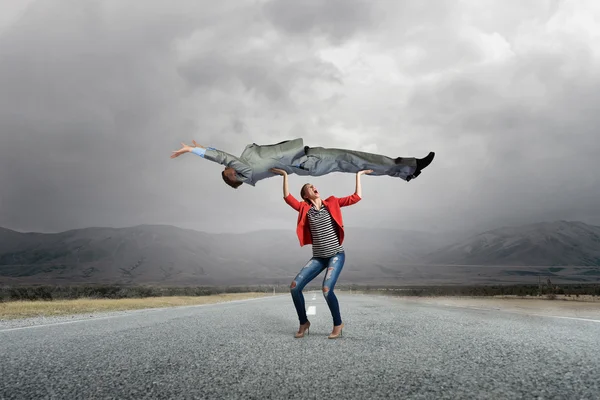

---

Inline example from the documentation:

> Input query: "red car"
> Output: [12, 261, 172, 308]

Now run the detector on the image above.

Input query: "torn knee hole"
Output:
[290, 281, 297, 289]
[322, 287, 329, 294]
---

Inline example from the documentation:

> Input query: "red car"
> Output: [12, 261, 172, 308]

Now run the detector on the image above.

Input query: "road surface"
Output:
[2, 293, 599, 399]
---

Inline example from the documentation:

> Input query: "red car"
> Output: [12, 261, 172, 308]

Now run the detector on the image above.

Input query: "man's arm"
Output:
[172, 141, 252, 179]
[197, 148, 253, 179]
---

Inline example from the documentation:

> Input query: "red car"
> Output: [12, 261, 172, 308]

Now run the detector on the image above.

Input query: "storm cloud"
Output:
[1, 0, 599, 235]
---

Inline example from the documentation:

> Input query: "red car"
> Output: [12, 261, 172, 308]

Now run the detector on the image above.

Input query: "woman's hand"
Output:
[355, 169, 372, 198]
[270, 168, 288, 176]
[270, 168, 289, 197]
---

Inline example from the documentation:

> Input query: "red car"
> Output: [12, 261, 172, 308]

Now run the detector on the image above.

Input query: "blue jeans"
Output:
[290, 251, 345, 326]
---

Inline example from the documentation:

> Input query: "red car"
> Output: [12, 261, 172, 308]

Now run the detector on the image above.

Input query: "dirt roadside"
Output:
[387, 295, 600, 320]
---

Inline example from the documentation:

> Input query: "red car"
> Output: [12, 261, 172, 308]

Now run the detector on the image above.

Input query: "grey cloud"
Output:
[232, 118, 245, 134]
[1, 0, 599, 238]
[263, 0, 374, 44]
[401, 46, 600, 231]
[463, 1, 561, 38]
[0, 0, 344, 233]
[178, 51, 341, 106]
[0, 1, 226, 232]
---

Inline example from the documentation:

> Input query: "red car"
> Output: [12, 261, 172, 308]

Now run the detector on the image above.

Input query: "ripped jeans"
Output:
[290, 251, 345, 326]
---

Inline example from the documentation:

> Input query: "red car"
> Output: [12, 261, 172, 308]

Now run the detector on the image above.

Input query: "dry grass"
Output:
[493, 294, 600, 302]
[0, 293, 270, 320]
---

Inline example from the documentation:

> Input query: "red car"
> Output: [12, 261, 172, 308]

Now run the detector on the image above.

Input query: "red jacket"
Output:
[284, 192, 362, 247]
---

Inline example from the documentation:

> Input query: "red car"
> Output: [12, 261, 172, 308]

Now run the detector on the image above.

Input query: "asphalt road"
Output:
[1, 293, 599, 399]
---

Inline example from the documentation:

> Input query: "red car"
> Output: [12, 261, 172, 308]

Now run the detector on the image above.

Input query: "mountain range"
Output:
[1, 220, 599, 286]
[424, 221, 600, 266]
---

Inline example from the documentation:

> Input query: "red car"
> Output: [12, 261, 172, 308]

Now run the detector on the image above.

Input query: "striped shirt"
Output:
[307, 204, 344, 258]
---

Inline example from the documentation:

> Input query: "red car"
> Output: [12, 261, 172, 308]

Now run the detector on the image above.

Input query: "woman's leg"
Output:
[321, 252, 346, 326]
[290, 258, 326, 324]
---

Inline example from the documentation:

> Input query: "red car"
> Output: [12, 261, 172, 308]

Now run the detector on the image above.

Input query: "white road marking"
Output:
[533, 315, 600, 323]
[307, 306, 316, 315]
[433, 302, 600, 323]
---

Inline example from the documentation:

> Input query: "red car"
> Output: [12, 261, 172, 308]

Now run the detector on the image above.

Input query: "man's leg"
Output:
[302, 146, 419, 180]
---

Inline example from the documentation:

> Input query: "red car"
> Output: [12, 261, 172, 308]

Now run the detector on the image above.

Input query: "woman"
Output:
[270, 167, 373, 339]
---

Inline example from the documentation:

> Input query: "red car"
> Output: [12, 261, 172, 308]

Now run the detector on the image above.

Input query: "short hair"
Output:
[221, 171, 243, 189]
[300, 183, 311, 201]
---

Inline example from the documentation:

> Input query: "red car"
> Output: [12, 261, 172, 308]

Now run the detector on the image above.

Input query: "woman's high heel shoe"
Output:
[328, 323, 344, 339]
[295, 321, 311, 338]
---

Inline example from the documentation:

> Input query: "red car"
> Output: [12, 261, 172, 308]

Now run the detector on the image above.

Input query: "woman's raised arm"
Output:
[338, 169, 372, 207]
[355, 169, 373, 198]
[270, 168, 302, 211]
[270, 168, 290, 197]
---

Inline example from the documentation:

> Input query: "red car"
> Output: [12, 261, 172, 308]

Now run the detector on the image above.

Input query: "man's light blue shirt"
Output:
[191, 147, 215, 157]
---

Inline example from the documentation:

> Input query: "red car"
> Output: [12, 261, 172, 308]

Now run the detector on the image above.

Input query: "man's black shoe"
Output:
[406, 152, 434, 182]
[415, 152, 435, 172]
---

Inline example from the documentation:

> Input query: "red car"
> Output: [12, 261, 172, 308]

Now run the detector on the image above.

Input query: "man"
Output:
[170, 138, 434, 189]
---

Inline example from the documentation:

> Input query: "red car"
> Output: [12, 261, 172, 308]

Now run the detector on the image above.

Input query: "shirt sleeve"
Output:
[191, 147, 207, 157]
[202, 148, 253, 181]
[284, 193, 302, 211]
[337, 193, 362, 207]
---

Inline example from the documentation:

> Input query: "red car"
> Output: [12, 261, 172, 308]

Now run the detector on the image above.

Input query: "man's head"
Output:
[300, 183, 320, 202]
[221, 167, 243, 189]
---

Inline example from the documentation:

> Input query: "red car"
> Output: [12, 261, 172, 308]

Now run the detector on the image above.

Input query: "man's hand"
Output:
[191, 140, 205, 149]
[270, 168, 288, 176]
[357, 169, 374, 175]
[170, 140, 205, 159]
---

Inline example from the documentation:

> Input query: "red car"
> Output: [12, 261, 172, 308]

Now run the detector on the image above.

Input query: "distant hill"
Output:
[1, 221, 599, 286]
[0, 224, 452, 286]
[424, 221, 600, 266]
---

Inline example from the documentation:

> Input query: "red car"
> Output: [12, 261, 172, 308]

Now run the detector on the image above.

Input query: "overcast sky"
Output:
[1, 0, 600, 235]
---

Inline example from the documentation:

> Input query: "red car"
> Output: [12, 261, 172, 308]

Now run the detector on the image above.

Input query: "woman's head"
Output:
[300, 183, 320, 202]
